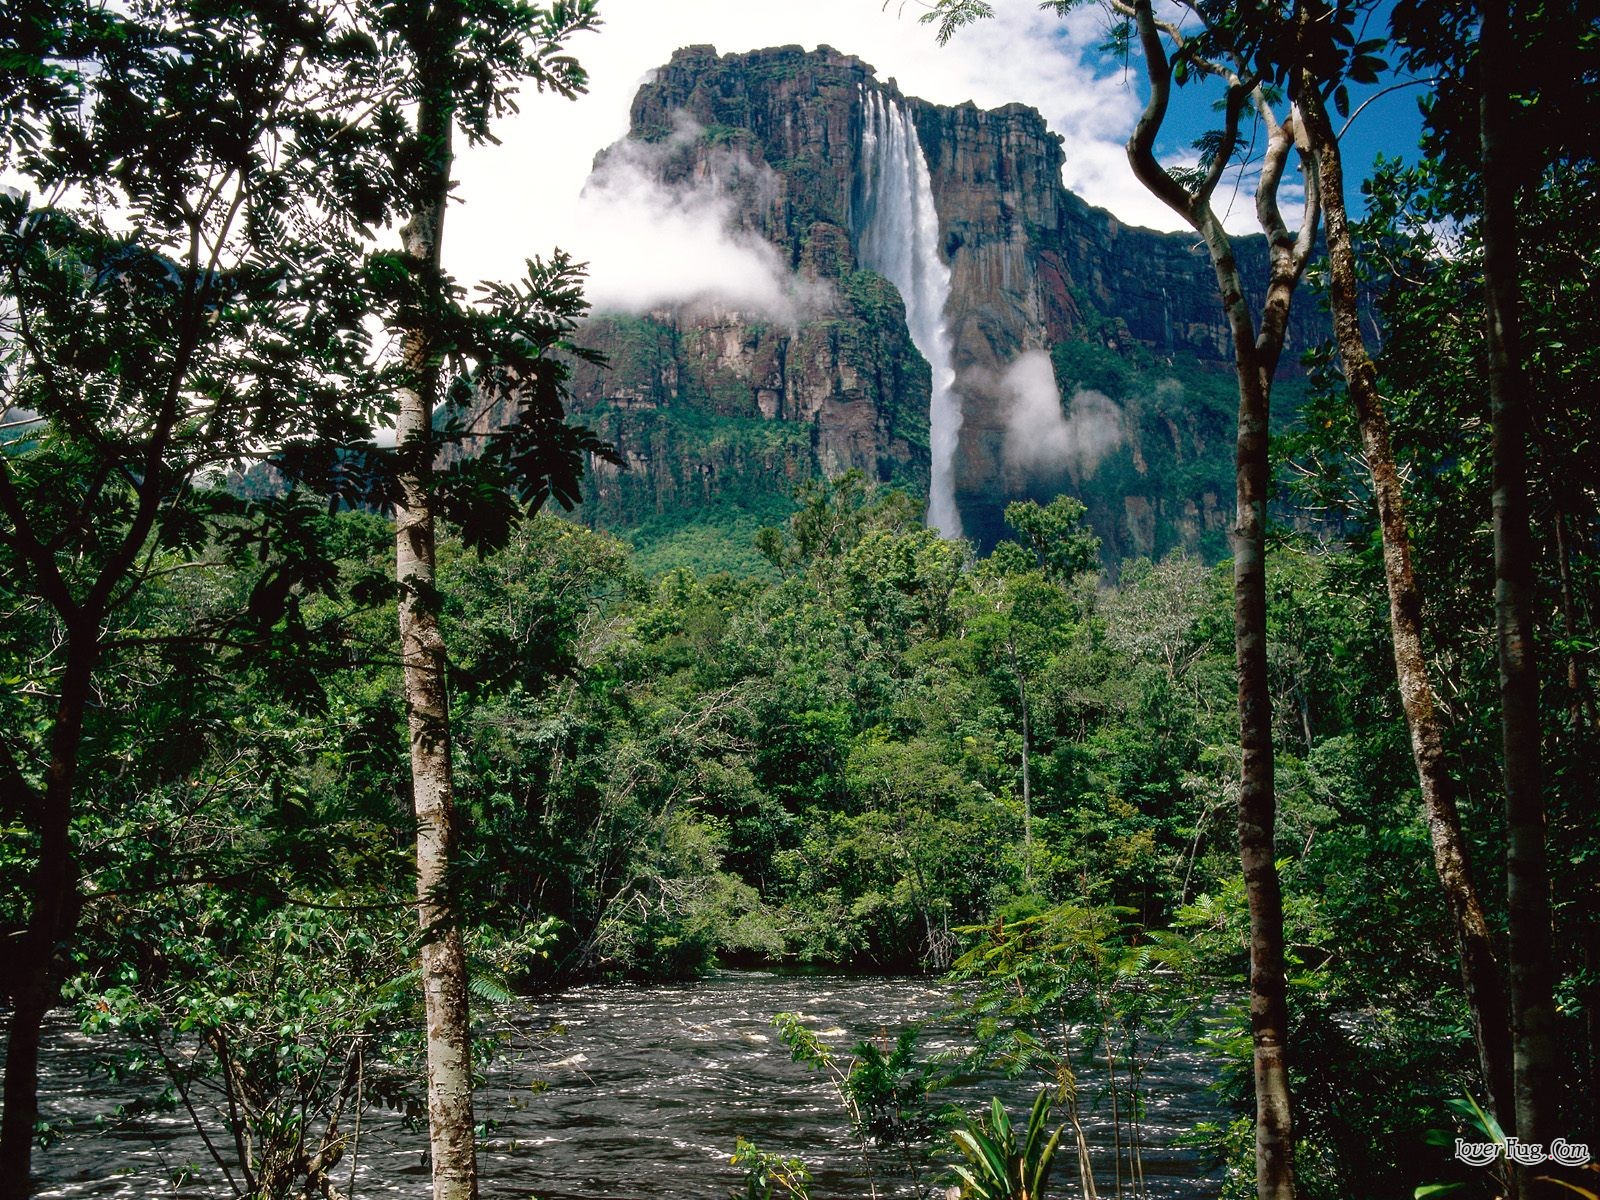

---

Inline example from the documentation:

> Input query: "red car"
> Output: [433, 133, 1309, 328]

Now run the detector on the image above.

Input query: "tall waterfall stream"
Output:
[854, 88, 964, 539]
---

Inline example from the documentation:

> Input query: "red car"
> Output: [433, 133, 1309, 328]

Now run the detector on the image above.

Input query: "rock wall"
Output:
[570, 255, 931, 528]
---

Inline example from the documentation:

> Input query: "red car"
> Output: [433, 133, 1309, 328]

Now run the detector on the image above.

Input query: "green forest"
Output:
[1, 1, 1597, 1199]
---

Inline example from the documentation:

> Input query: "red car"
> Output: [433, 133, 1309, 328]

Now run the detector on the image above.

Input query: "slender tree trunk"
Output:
[395, 18, 477, 1197]
[1017, 658, 1033, 890]
[1301, 88, 1516, 1125]
[1199, 208, 1298, 1200]
[1237, 116, 1323, 1196]
[1120, 8, 1312, 1193]
[1197, 198, 1302, 1200]
[0, 635, 96, 1200]
[1555, 508, 1600, 1145]
[1101, 1012, 1124, 1199]
[1480, 0, 1559, 1158]
[1228, 346, 1296, 1200]
[1227, 110, 1318, 1200]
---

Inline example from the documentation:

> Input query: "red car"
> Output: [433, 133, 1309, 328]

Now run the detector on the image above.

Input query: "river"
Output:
[26, 972, 1226, 1198]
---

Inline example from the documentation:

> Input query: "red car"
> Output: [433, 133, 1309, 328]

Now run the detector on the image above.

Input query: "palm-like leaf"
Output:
[950, 1090, 1062, 1199]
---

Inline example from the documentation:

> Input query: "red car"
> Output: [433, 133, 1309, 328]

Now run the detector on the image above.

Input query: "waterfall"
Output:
[855, 86, 963, 539]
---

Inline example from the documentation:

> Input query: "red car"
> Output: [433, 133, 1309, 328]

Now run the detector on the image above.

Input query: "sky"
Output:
[446, 0, 1429, 290]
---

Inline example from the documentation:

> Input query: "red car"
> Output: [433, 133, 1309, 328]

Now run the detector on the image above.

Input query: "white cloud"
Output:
[444, 0, 1312, 288]
[448, 0, 1151, 287]
[570, 113, 828, 323]
[995, 350, 1124, 477]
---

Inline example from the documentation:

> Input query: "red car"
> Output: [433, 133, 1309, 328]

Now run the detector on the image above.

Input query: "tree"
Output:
[998, 495, 1101, 585]
[63, 644, 420, 1200]
[0, 4, 389, 1190]
[924, 4, 1322, 1194]
[1287, 1, 1600, 1175]
[1251, 0, 1525, 1136]
[355, 3, 602, 1195]
[970, 497, 1099, 888]
[1475, 0, 1558, 1162]
[0, 3, 609, 1195]
[1386, 0, 1600, 1163]
[1260, 0, 1600, 1178]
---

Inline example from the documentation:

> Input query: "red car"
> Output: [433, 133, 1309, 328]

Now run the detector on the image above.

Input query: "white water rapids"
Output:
[855, 86, 963, 538]
[26, 973, 1224, 1197]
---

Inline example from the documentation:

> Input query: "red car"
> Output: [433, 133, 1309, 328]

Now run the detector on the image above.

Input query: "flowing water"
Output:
[25, 972, 1225, 1199]
[854, 87, 964, 540]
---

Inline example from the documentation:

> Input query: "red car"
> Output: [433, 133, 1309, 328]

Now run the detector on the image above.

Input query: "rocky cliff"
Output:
[570, 252, 931, 534]
[547, 44, 1320, 566]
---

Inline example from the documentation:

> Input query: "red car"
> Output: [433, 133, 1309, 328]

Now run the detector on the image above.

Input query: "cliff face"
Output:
[555, 43, 1317, 563]
[571, 253, 931, 530]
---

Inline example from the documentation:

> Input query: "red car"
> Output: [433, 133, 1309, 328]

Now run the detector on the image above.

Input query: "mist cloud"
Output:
[997, 350, 1124, 478]
[568, 114, 827, 324]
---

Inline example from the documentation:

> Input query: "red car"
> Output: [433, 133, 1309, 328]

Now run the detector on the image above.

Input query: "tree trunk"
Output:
[0, 635, 97, 1200]
[1192, 195, 1301, 1200]
[1018, 658, 1032, 891]
[1480, 0, 1559, 1159]
[395, 21, 477, 1198]
[1229, 343, 1296, 1200]
[1120, 8, 1313, 1193]
[1555, 508, 1600, 1146]
[1199, 203, 1298, 1200]
[1301, 87, 1515, 1126]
